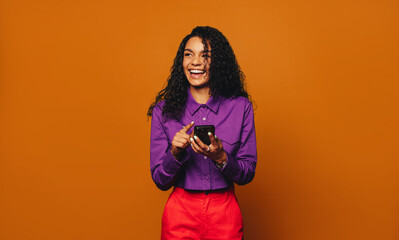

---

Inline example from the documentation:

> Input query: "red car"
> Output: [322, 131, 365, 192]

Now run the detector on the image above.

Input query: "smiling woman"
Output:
[147, 26, 257, 240]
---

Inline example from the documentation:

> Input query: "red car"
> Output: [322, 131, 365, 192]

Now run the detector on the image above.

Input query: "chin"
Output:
[186, 74, 210, 88]
[188, 79, 209, 88]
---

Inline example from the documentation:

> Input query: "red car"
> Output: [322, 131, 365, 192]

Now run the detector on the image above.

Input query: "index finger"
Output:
[182, 121, 195, 133]
[208, 132, 218, 146]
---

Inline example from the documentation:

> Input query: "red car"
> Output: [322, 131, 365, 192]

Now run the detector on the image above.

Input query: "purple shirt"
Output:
[150, 89, 257, 191]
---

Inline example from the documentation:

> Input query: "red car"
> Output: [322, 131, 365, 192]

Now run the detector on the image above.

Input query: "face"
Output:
[183, 36, 211, 88]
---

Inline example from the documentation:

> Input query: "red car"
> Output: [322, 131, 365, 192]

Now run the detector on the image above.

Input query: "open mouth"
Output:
[189, 69, 206, 79]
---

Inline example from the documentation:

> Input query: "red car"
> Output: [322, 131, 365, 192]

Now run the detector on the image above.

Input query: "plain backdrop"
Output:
[0, 0, 398, 239]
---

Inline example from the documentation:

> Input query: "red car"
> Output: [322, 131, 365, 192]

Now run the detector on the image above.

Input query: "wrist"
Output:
[216, 160, 227, 168]
[214, 151, 227, 165]
[171, 148, 185, 161]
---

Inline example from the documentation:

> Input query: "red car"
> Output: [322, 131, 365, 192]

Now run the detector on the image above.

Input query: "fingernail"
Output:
[190, 138, 194, 142]
[191, 121, 194, 124]
[215, 135, 218, 139]
[191, 143, 193, 147]
[194, 136, 198, 140]
[208, 132, 212, 136]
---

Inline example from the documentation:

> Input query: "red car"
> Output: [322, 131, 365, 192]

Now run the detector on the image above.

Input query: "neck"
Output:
[190, 86, 211, 104]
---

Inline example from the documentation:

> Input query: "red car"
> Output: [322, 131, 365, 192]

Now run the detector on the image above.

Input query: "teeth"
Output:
[190, 69, 205, 74]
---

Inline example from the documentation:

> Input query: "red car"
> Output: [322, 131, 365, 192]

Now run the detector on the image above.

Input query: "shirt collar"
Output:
[186, 88, 222, 116]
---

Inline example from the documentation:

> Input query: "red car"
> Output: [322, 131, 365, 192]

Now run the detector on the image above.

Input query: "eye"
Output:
[184, 53, 192, 57]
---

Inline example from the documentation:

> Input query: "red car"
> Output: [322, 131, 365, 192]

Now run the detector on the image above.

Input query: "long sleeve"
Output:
[150, 105, 189, 191]
[220, 100, 257, 185]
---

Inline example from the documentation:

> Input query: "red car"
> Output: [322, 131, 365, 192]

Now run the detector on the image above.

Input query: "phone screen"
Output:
[194, 125, 215, 145]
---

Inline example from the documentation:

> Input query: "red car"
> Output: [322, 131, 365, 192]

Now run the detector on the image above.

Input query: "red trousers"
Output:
[161, 186, 243, 240]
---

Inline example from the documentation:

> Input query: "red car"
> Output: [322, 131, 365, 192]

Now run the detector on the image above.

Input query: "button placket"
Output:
[199, 105, 209, 122]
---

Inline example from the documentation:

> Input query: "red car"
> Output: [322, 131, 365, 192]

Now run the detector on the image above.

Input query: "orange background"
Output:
[1, 0, 398, 239]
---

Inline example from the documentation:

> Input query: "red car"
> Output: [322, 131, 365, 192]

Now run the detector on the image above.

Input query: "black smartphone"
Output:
[194, 125, 215, 145]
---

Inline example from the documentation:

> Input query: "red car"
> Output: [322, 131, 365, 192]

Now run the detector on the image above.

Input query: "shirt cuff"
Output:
[162, 150, 190, 174]
[219, 151, 240, 177]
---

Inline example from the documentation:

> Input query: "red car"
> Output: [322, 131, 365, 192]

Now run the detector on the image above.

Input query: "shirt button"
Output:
[204, 156, 207, 159]
[203, 117, 206, 121]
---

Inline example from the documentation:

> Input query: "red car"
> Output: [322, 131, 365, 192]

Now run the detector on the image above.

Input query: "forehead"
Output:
[184, 36, 211, 52]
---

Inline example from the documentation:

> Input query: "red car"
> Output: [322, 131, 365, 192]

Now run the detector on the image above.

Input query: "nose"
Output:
[191, 55, 203, 66]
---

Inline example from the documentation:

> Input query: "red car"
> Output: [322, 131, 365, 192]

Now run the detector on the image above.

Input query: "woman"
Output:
[148, 26, 257, 240]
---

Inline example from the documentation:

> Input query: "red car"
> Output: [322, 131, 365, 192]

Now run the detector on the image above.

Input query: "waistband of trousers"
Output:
[173, 185, 234, 199]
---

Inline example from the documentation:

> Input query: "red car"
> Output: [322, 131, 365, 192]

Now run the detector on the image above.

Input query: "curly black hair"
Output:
[147, 26, 251, 119]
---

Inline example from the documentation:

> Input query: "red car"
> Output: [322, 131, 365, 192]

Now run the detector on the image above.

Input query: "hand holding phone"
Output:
[191, 125, 227, 164]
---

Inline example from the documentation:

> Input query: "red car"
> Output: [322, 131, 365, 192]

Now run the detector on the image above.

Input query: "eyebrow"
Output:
[184, 49, 211, 53]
